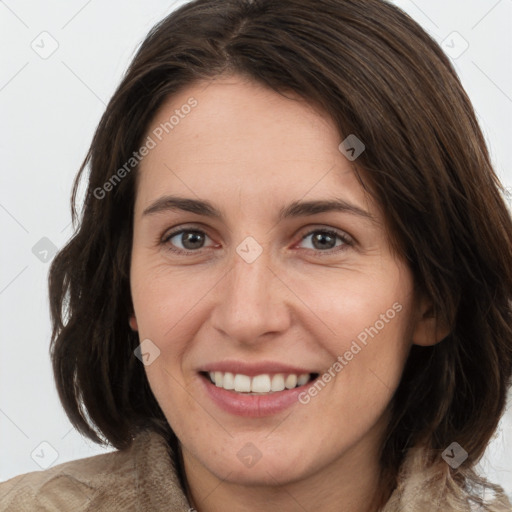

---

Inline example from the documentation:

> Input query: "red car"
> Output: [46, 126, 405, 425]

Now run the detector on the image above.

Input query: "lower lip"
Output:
[200, 374, 315, 418]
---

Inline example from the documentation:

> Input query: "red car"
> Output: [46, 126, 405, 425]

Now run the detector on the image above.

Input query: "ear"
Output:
[411, 294, 450, 347]
[129, 315, 138, 331]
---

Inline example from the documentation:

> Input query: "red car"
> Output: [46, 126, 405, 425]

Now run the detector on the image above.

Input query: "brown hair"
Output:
[49, 0, 512, 505]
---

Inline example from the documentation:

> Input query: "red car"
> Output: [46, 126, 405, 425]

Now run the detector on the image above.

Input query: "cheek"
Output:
[297, 265, 413, 404]
[287, 264, 410, 346]
[318, 300, 412, 427]
[143, 362, 214, 456]
[130, 262, 210, 344]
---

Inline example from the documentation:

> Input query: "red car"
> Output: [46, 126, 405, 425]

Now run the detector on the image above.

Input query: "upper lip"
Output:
[199, 360, 319, 377]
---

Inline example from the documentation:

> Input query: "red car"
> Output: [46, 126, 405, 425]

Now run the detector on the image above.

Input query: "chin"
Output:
[209, 457, 307, 487]
[197, 439, 318, 486]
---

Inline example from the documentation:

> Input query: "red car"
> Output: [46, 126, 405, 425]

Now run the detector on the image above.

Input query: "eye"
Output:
[297, 229, 353, 254]
[160, 226, 354, 256]
[161, 228, 215, 254]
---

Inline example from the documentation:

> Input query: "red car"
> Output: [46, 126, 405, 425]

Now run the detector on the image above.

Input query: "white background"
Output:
[1, 0, 511, 499]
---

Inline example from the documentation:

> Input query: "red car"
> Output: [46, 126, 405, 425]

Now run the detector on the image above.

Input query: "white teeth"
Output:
[207, 371, 313, 393]
[214, 371, 223, 387]
[285, 374, 298, 389]
[271, 374, 285, 392]
[223, 372, 235, 390]
[297, 373, 309, 386]
[234, 374, 251, 392]
[251, 374, 271, 393]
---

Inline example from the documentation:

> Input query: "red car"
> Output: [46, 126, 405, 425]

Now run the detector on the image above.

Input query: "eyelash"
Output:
[159, 226, 354, 256]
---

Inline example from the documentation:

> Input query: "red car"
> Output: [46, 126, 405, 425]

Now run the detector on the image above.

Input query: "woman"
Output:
[2, 0, 511, 510]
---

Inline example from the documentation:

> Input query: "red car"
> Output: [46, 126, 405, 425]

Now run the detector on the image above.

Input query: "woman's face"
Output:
[130, 74, 433, 486]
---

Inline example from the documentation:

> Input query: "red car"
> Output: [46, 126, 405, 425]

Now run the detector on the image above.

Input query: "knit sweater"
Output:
[1, 430, 511, 511]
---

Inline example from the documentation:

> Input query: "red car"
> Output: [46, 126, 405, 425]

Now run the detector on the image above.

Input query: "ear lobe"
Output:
[129, 315, 139, 331]
[411, 298, 451, 347]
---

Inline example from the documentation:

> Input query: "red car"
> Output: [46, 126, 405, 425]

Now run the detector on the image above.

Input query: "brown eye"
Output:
[162, 229, 213, 253]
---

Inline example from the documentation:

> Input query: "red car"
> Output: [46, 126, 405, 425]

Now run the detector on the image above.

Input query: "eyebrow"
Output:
[142, 195, 376, 223]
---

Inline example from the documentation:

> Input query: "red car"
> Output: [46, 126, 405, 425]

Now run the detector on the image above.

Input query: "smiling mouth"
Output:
[200, 371, 319, 394]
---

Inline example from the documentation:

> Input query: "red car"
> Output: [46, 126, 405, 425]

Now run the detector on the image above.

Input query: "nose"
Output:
[210, 246, 292, 346]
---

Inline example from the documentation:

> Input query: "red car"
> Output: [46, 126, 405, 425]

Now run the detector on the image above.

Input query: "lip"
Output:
[198, 370, 319, 418]
[199, 360, 318, 377]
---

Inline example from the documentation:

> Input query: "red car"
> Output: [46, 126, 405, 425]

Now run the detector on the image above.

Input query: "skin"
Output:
[129, 74, 448, 512]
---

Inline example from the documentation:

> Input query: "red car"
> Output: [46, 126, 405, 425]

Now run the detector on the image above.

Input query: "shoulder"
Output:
[381, 445, 512, 512]
[0, 430, 163, 511]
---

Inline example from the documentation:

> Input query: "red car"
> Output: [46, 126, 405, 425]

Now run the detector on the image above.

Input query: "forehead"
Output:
[135, 75, 378, 219]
